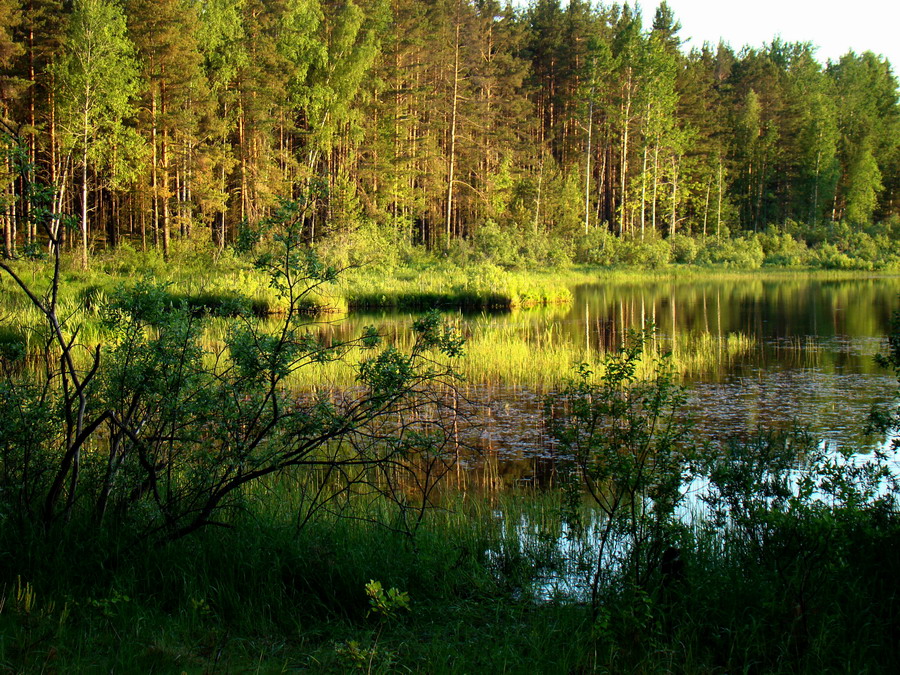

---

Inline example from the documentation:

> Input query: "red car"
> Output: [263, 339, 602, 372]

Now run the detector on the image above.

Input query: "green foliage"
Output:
[365, 580, 410, 620]
[471, 219, 572, 269]
[758, 226, 812, 267]
[871, 308, 900, 447]
[344, 261, 572, 311]
[815, 242, 859, 270]
[0, 326, 26, 364]
[573, 228, 619, 266]
[668, 233, 700, 264]
[689, 430, 899, 669]
[616, 236, 672, 269]
[698, 235, 765, 268]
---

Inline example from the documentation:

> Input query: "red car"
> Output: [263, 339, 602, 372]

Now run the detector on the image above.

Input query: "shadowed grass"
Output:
[1, 474, 898, 673]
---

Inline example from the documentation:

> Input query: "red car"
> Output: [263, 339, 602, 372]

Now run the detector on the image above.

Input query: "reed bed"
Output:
[195, 317, 758, 390]
[342, 263, 573, 310]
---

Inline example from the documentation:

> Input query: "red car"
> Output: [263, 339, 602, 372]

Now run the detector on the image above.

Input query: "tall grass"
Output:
[343, 262, 573, 310]
[225, 317, 758, 390]
[0, 484, 594, 673]
[1, 469, 897, 673]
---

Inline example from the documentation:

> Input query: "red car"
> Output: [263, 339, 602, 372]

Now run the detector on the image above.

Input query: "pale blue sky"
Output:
[642, 0, 899, 71]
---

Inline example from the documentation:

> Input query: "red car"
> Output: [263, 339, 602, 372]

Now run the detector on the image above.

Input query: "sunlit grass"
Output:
[195, 314, 757, 390]
[342, 263, 573, 310]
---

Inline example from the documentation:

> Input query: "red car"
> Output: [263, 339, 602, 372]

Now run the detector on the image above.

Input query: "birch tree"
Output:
[54, 0, 140, 267]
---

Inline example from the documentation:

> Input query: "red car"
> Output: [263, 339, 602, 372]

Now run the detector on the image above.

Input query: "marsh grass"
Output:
[0, 486, 595, 673]
[220, 318, 758, 390]
[343, 263, 574, 310]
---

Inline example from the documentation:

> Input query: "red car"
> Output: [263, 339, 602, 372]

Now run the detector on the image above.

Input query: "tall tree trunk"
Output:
[812, 148, 821, 224]
[161, 83, 170, 260]
[534, 148, 543, 233]
[239, 99, 247, 226]
[717, 158, 723, 240]
[619, 67, 632, 236]
[81, 104, 89, 269]
[3, 153, 12, 257]
[444, 7, 461, 250]
[703, 178, 711, 237]
[584, 94, 593, 235]
[670, 155, 678, 237]
[151, 91, 159, 249]
[640, 144, 647, 239]
[651, 143, 659, 231]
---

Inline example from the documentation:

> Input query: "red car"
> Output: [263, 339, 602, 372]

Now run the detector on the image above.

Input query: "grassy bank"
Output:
[343, 263, 573, 310]
[1, 472, 898, 673]
[7, 247, 885, 386]
[3, 242, 895, 331]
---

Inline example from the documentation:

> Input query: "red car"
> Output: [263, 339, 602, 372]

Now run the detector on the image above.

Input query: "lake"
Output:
[329, 274, 900, 487]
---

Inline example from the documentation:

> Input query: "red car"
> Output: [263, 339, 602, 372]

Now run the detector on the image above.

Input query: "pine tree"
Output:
[829, 51, 900, 224]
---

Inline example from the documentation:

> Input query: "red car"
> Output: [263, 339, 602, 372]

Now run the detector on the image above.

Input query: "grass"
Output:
[0, 488, 591, 673]
[0, 289, 761, 389]
[1, 250, 579, 322]
[8, 249, 893, 393]
[1, 473, 898, 673]
[3, 247, 895, 324]
[342, 262, 574, 310]
[228, 317, 758, 390]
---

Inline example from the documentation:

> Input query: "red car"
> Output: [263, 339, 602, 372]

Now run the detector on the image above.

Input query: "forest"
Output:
[0, 0, 897, 266]
[2, 0, 900, 671]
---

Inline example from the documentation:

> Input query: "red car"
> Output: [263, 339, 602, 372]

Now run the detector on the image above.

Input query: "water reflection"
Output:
[232, 276, 898, 477]
[374, 276, 898, 484]
[491, 437, 900, 604]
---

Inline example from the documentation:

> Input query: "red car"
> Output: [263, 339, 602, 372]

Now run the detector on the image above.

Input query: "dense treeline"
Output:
[0, 0, 897, 263]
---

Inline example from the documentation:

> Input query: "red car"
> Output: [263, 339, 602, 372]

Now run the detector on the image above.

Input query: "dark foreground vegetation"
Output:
[2, 148, 900, 672]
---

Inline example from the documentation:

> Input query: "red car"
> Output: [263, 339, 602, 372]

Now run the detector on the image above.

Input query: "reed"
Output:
[342, 263, 574, 310]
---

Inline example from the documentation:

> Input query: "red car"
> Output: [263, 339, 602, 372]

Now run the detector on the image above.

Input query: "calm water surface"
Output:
[342, 275, 900, 484]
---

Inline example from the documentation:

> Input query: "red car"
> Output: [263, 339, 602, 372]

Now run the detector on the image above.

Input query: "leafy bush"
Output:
[573, 228, 619, 266]
[0, 159, 465, 550]
[471, 220, 572, 268]
[814, 242, 859, 269]
[669, 233, 700, 264]
[617, 237, 672, 269]
[758, 227, 811, 267]
[698, 235, 764, 268]
[545, 329, 694, 613]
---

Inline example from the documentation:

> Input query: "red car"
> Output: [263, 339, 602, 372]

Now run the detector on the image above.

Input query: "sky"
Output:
[640, 0, 900, 70]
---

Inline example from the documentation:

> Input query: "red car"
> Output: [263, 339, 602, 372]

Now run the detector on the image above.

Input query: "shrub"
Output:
[545, 330, 694, 613]
[573, 228, 619, 266]
[698, 235, 764, 268]
[814, 242, 861, 269]
[617, 238, 667, 268]
[758, 227, 811, 267]
[669, 233, 700, 264]
[0, 156, 465, 550]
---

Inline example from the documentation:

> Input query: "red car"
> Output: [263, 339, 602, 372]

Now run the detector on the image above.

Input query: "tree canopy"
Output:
[0, 0, 897, 259]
